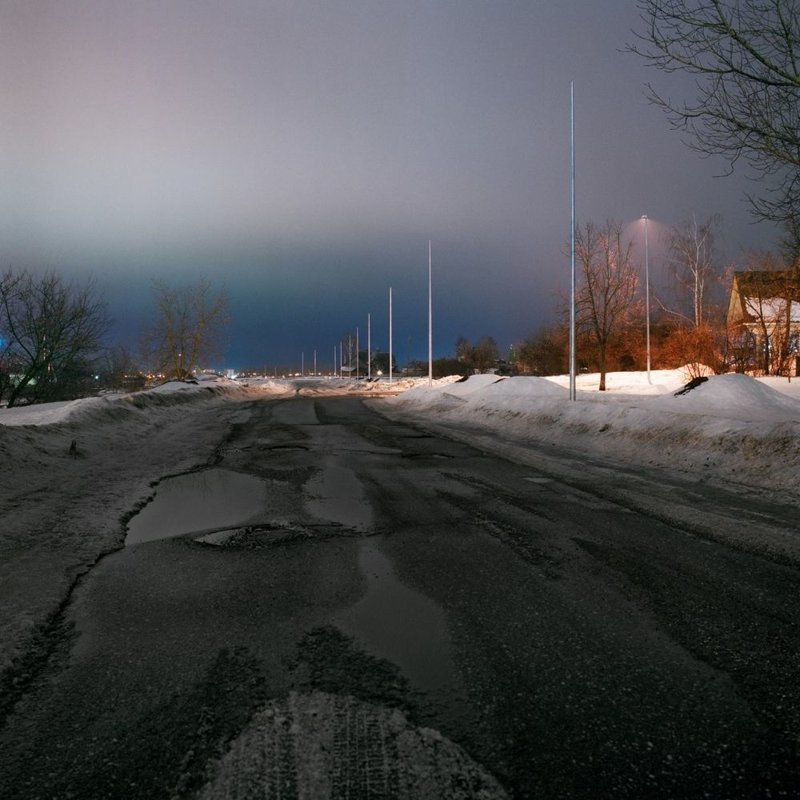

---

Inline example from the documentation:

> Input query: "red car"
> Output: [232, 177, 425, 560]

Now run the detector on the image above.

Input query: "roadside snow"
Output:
[0, 383, 252, 677]
[380, 369, 800, 500]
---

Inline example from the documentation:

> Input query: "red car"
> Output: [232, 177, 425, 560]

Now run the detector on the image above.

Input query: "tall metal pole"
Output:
[428, 240, 433, 386]
[389, 287, 393, 383]
[569, 81, 577, 401]
[642, 214, 652, 383]
[313, 349, 317, 376]
[367, 313, 371, 379]
[356, 327, 360, 379]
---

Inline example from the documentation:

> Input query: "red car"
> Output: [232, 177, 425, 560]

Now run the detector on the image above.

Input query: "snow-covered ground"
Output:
[380, 368, 800, 499]
[2, 368, 799, 688]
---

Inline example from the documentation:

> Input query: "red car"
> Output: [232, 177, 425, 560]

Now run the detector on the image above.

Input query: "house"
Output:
[727, 268, 800, 375]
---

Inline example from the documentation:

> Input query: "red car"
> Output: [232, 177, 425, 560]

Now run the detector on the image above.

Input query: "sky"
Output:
[0, 0, 784, 370]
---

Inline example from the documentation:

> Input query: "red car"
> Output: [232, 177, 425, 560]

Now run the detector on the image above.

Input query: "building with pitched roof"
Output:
[727, 268, 800, 374]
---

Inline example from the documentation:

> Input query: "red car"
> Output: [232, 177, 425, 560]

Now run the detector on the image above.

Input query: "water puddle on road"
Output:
[336, 537, 456, 692]
[304, 462, 373, 532]
[126, 469, 268, 545]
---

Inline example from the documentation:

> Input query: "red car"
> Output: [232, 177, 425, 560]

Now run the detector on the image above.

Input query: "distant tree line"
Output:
[0, 269, 230, 407]
[143, 278, 229, 379]
[443, 0, 800, 385]
[508, 214, 800, 386]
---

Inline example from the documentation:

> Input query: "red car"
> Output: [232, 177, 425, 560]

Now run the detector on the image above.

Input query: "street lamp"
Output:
[642, 214, 651, 383]
[568, 82, 577, 401]
[428, 240, 433, 387]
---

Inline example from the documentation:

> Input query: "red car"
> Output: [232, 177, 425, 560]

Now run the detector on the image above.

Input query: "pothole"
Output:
[195, 523, 312, 549]
[335, 537, 457, 693]
[304, 462, 373, 532]
[125, 468, 270, 545]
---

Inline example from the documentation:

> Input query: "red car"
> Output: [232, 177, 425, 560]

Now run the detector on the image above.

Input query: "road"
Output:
[1, 392, 799, 799]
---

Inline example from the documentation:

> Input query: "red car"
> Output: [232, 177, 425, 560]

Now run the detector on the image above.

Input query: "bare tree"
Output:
[102, 344, 142, 391]
[780, 212, 800, 263]
[455, 336, 474, 369]
[472, 336, 499, 373]
[146, 279, 229, 379]
[629, 0, 800, 224]
[661, 321, 722, 376]
[340, 333, 357, 376]
[665, 214, 722, 328]
[0, 269, 111, 407]
[0, 273, 15, 404]
[576, 221, 640, 390]
[516, 326, 568, 376]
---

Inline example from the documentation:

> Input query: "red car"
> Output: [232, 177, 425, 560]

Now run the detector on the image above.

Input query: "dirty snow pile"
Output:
[380, 369, 800, 500]
[241, 375, 421, 395]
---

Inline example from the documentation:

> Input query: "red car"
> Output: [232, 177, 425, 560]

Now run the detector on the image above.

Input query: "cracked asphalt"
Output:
[1, 393, 799, 799]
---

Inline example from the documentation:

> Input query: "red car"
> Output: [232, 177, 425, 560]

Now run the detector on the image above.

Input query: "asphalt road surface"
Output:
[2, 393, 799, 799]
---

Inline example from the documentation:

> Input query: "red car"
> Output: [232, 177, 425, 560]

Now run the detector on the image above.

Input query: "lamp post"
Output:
[642, 214, 651, 383]
[569, 82, 577, 401]
[428, 240, 433, 387]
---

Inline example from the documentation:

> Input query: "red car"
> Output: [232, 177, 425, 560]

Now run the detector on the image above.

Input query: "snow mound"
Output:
[657, 374, 800, 421]
[442, 374, 507, 398]
[243, 378, 296, 395]
[0, 399, 82, 426]
[0, 380, 248, 427]
[474, 375, 568, 402]
[387, 376, 462, 403]
[388, 375, 567, 413]
[545, 368, 697, 395]
[377, 372, 800, 498]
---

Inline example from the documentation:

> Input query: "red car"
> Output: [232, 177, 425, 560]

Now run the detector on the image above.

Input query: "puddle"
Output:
[335, 537, 455, 692]
[126, 469, 268, 545]
[304, 461, 373, 532]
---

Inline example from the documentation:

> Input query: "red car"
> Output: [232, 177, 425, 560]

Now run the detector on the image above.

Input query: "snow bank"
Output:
[380, 371, 800, 498]
[653, 373, 800, 420]
[441, 374, 507, 397]
[0, 379, 252, 679]
[0, 379, 250, 428]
